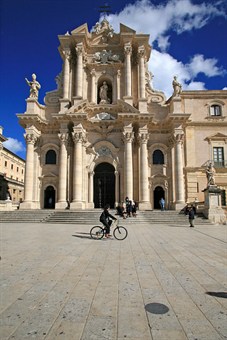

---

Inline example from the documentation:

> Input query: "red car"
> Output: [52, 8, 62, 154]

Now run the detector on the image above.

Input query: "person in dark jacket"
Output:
[100, 204, 117, 237]
[188, 206, 195, 228]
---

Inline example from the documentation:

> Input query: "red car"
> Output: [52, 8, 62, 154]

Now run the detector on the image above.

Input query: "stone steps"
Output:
[0, 209, 212, 226]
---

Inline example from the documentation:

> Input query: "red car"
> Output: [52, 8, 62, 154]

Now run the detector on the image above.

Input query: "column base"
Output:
[70, 201, 85, 210]
[55, 201, 68, 210]
[174, 202, 185, 211]
[20, 201, 37, 210]
[138, 98, 148, 113]
[87, 202, 94, 209]
[59, 98, 70, 112]
[138, 201, 151, 210]
[72, 96, 83, 106]
[123, 96, 133, 106]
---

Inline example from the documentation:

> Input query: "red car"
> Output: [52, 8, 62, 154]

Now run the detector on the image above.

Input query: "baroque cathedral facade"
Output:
[18, 19, 227, 210]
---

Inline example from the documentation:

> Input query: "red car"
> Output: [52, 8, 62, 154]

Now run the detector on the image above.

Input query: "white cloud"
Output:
[107, 0, 226, 50]
[3, 137, 26, 154]
[223, 87, 227, 90]
[103, 0, 226, 97]
[186, 54, 226, 78]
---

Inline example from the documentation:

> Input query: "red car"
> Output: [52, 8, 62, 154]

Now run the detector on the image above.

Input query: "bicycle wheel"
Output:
[90, 226, 104, 239]
[113, 226, 128, 240]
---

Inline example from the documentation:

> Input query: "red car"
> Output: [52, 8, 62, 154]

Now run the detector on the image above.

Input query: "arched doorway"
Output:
[94, 163, 115, 208]
[44, 185, 55, 209]
[153, 186, 165, 209]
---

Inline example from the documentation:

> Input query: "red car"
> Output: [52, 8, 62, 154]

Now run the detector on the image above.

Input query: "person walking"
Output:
[188, 206, 195, 228]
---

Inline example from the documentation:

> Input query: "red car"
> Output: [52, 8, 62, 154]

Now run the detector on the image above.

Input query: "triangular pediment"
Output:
[42, 172, 58, 178]
[67, 99, 139, 116]
[205, 132, 227, 141]
[120, 23, 136, 34]
[71, 23, 89, 35]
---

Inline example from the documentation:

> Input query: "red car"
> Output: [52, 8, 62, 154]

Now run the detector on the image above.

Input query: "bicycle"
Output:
[90, 219, 128, 241]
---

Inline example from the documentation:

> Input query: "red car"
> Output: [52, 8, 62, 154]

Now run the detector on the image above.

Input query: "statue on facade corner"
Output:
[172, 76, 182, 96]
[25, 73, 41, 99]
[206, 162, 216, 186]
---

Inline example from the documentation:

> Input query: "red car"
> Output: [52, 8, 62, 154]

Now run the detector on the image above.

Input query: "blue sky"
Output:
[0, 0, 226, 159]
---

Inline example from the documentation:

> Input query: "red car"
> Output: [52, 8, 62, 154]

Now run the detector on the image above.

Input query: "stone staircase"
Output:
[0, 209, 212, 226]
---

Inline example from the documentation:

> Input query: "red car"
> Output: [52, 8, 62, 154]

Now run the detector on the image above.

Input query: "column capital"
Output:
[117, 69, 121, 78]
[174, 132, 184, 144]
[75, 43, 84, 56]
[138, 45, 146, 59]
[124, 42, 132, 55]
[58, 132, 69, 144]
[62, 49, 71, 61]
[123, 131, 134, 143]
[138, 131, 149, 144]
[90, 68, 96, 77]
[24, 133, 37, 145]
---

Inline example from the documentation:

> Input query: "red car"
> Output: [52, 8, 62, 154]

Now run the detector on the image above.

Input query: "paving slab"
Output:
[0, 222, 226, 340]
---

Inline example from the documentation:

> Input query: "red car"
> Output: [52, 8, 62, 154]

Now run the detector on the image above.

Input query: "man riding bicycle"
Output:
[99, 204, 117, 238]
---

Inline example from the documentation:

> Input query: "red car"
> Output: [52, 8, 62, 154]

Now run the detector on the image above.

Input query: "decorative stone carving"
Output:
[24, 133, 37, 145]
[172, 76, 182, 96]
[58, 133, 68, 144]
[124, 43, 132, 55]
[91, 112, 115, 121]
[93, 50, 120, 64]
[123, 131, 134, 143]
[138, 132, 149, 144]
[97, 146, 112, 157]
[25, 74, 41, 100]
[92, 18, 114, 42]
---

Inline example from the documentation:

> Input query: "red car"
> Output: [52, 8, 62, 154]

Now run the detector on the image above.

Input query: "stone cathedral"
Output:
[18, 19, 227, 210]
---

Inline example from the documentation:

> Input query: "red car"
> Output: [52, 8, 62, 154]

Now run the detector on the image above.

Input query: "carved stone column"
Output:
[138, 46, 146, 99]
[90, 69, 96, 104]
[56, 132, 68, 209]
[123, 126, 134, 199]
[71, 125, 86, 209]
[20, 133, 37, 209]
[75, 43, 83, 99]
[115, 170, 119, 207]
[88, 171, 94, 207]
[116, 69, 121, 100]
[138, 128, 150, 209]
[174, 130, 185, 208]
[124, 43, 132, 98]
[63, 50, 71, 99]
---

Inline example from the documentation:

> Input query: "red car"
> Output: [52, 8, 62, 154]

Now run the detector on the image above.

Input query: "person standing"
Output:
[159, 197, 165, 211]
[188, 206, 195, 228]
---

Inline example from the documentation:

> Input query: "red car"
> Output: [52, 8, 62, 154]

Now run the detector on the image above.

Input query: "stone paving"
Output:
[0, 221, 226, 340]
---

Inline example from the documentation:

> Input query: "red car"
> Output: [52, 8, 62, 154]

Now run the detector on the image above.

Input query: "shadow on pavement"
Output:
[206, 292, 227, 299]
[145, 302, 169, 314]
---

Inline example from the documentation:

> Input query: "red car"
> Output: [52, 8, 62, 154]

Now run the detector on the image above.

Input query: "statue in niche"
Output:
[25, 73, 41, 99]
[206, 162, 216, 186]
[172, 76, 182, 96]
[99, 81, 110, 104]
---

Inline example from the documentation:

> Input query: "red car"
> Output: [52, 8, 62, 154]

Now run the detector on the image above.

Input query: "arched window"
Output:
[210, 104, 221, 116]
[45, 150, 56, 164]
[153, 149, 164, 164]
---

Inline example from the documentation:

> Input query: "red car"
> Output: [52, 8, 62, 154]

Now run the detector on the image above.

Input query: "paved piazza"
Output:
[0, 221, 226, 340]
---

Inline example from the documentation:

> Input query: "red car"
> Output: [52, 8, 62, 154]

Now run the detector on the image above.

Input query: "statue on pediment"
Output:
[172, 76, 182, 96]
[25, 73, 41, 99]
[206, 162, 216, 186]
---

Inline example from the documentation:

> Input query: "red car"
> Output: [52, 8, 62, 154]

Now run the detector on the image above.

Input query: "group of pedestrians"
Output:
[116, 197, 137, 219]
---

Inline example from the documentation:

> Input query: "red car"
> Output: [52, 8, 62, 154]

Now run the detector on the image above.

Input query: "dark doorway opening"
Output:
[94, 163, 115, 208]
[44, 185, 55, 209]
[153, 186, 165, 209]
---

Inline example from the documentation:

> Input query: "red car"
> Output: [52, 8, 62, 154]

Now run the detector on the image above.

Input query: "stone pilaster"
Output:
[123, 43, 133, 105]
[138, 45, 148, 112]
[71, 125, 86, 209]
[55, 132, 68, 209]
[20, 133, 37, 209]
[90, 69, 96, 104]
[88, 171, 94, 208]
[123, 126, 134, 200]
[115, 170, 119, 207]
[138, 128, 151, 209]
[116, 69, 121, 100]
[75, 43, 83, 100]
[174, 130, 185, 209]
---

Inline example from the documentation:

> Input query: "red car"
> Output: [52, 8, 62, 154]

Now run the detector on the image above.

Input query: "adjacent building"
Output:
[17, 19, 227, 210]
[0, 127, 25, 203]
